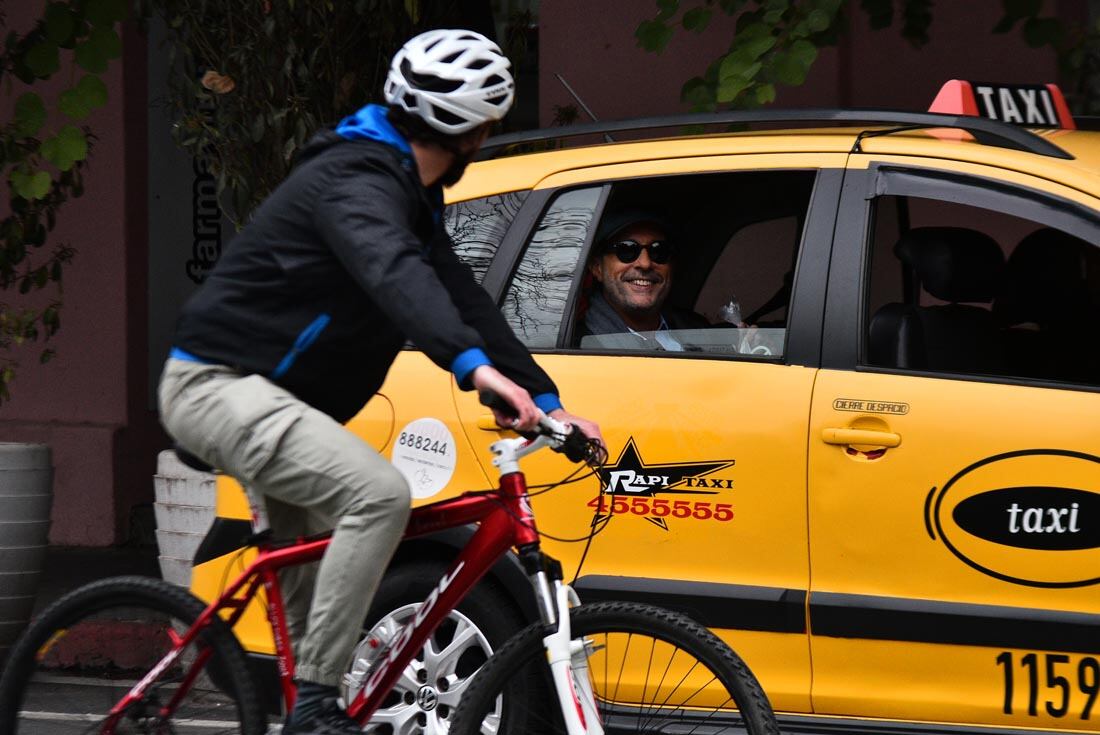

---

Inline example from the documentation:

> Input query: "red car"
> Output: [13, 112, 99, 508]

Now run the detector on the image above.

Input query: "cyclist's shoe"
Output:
[283, 697, 362, 735]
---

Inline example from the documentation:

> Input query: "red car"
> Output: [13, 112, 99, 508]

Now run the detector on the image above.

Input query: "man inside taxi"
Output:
[578, 210, 710, 351]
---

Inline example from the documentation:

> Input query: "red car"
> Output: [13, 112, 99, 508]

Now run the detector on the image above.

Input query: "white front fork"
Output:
[543, 583, 603, 735]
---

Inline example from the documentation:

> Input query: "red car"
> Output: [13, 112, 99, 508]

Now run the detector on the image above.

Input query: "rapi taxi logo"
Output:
[926, 449, 1100, 588]
[592, 437, 736, 530]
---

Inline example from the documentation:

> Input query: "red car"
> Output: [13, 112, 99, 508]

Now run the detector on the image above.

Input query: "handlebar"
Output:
[478, 390, 598, 464]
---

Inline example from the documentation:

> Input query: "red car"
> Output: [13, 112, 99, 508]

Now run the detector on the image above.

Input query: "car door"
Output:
[373, 191, 535, 508]
[450, 153, 847, 713]
[809, 157, 1100, 730]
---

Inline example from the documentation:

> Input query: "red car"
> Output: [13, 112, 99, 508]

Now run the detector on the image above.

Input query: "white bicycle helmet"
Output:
[384, 29, 515, 135]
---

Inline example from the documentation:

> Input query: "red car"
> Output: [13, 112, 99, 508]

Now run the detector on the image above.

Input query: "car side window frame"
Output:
[477, 188, 556, 303]
[497, 184, 610, 350]
[555, 185, 611, 350]
[826, 162, 1100, 390]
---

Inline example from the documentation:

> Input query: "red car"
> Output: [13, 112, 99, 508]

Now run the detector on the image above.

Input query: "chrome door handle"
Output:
[822, 428, 901, 448]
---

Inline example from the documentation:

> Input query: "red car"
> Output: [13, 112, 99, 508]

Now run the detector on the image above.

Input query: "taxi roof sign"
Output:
[929, 80, 1075, 129]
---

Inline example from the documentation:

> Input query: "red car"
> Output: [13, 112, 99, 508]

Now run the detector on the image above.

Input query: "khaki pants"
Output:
[158, 358, 411, 686]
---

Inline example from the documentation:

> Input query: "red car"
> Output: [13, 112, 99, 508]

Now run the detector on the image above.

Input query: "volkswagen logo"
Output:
[416, 685, 438, 711]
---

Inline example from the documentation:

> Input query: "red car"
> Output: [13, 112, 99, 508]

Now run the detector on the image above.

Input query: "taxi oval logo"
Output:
[928, 449, 1100, 588]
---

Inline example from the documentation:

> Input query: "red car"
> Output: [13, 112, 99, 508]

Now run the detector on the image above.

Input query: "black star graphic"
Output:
[593, 438, 735, 529]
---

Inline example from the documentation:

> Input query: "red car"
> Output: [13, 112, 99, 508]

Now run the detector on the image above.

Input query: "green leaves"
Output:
[636, 19, 675, 53]
[696, 5, 824, 105]
[645, 0, 841, 108]
[84, 0, 129, 26]
[995, 0, 1042, 33]
[1022, 17, 1063, 48]
[77, 74, 109, 107]
[25, 41, 61, 78]
[645, 0, 1091, 114]
[899, 0, 933, 47]
[683, 7, 712, 32]
[9, 170, 51, 201]
[860, 0, 893, 30]
[806, 9, 832, 33]
[75, 27, 121, 72]
[657, 0, 680, 20]
[992, 0, 1063, 51]
[0, 0, 125, 399]
[682, 76, 715, 108]
[14, 95, 47, 137]
[40, 126, 89, 171]
[44, 4, 77, 45]
[771, 39, 817, 85]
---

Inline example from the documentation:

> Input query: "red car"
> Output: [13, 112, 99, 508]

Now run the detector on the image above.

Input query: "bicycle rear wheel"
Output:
[449, 601, 779, 735]
[0, 575, 265, 735]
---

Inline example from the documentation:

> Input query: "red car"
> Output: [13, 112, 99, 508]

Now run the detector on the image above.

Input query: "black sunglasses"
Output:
[601, 239, 675, 265]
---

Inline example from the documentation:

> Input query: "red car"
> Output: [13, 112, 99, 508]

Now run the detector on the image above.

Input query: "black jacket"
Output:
[173, 126, 557, 423]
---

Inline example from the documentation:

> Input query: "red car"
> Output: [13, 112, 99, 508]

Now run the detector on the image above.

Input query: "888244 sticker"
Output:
[390, 418, 457, 500]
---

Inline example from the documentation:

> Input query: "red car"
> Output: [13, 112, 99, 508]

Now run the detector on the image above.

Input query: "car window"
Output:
[574, 171, 815, 359]
[444, 191, 529, 284]
[501, 187, 602, 348]
[864, 194, 1100, 385]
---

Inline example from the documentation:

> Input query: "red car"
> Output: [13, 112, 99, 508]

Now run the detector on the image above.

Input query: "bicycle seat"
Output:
[174, 444, 216, 473]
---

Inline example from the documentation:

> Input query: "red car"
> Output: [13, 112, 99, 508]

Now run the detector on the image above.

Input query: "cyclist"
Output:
[158, 28, 601, 735]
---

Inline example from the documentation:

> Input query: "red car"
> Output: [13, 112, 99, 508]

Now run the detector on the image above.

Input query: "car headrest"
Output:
[995, 227, 1089, 327]
[894, 227, 1004, 303]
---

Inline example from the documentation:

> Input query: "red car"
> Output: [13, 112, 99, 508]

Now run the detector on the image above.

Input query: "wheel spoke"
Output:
[356, 603, 495, 734]
[477, 710, 501, 735]
[3, 579, 261, 735]
[430, 619, 480, 675]
[364, 700, 419, 734]
[448, 602, 778, 735]
[396, 661, 422, 694]
[437, 669, 475, 706]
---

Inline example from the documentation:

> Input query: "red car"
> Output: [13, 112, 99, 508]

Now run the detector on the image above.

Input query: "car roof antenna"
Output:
[555, 73, 615, 143]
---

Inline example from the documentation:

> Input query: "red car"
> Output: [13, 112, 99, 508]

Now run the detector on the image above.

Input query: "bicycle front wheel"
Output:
[0, 575, 266, 735]
[449, 601, 779, 735]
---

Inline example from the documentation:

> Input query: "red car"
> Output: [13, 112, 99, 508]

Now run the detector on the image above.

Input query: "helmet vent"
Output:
[486, 95, 508, 106]
[401, 59, 463, 93]
[483, 74, 506, 88]
[468, 58, 491, 70]
[441, 51, 461, 63]
[432, 105, 466, 127]
[403, 92, 417, 107]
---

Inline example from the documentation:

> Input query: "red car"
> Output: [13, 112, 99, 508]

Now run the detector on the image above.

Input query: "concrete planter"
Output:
[0, 443, 53, 661]
[153, 450, 215, 587]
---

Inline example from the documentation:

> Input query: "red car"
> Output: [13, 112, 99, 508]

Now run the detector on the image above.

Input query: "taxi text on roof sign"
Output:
[929, 79, 1075, 129]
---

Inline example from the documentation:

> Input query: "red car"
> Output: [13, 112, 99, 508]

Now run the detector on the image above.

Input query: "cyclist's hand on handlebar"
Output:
[471, 366, 540, 432]
[548, 409, 605, 457]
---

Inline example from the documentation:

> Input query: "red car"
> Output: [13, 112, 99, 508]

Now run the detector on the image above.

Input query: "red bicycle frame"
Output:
[109, 469, 541, 724]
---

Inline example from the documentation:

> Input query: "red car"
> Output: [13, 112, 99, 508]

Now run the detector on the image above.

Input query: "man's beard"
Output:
[439, 148, 476, 187]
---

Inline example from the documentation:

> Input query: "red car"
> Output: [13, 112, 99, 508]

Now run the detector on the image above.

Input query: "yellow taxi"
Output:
[192, 80, 1100, 734]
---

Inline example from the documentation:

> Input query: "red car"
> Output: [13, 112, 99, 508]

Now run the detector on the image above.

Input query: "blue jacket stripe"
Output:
[272, 313, 331, 379]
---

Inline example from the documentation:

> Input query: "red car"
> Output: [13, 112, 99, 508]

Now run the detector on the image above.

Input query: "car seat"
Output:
[868, 227, 1005, 374]
[993, 227, 1096, 382]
